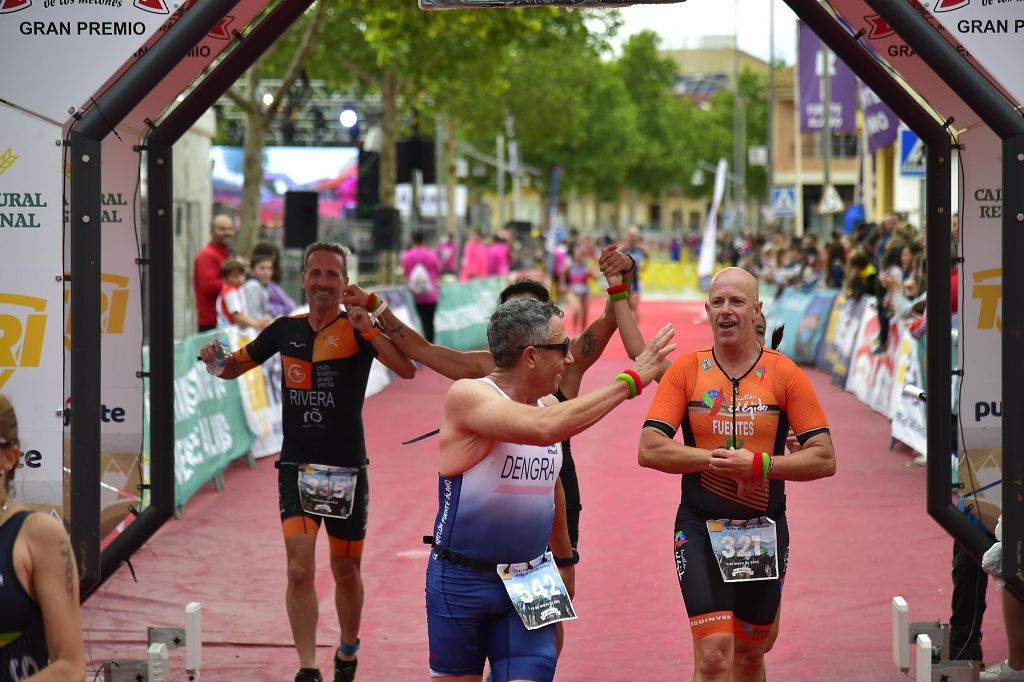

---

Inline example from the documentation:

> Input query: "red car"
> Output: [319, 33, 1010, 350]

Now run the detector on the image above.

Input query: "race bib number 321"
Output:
[706, 517, 780, 583]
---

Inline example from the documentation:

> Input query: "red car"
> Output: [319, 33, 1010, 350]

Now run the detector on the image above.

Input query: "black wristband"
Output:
[553, 549, 580, 567]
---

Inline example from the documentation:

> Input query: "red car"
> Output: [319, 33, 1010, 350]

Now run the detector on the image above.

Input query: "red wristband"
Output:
[606, 284, 629, 295]
[752, 452, 763, 480]
[622, 369, 643, 396]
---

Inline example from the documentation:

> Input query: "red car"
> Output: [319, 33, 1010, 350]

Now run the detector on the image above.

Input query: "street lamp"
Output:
[691, 159, 743, 188]
[691, 159, 744, 232]
[339, 107, 360, 143]
[339, 107, 358, 129]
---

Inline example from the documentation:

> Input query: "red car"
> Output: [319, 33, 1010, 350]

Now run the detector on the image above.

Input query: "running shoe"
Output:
[333, 652, 358, 682]
[981, 660, 1024, 681]
[294, 668, 323, 682]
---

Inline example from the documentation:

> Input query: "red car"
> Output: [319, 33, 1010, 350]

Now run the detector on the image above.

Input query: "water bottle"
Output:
[205, 345, 231, 377]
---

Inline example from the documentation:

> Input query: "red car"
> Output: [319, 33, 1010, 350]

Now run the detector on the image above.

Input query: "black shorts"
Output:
[277, 462, 369, 541]
[559, 449, 581, 549]
[673, 504, 789, 638]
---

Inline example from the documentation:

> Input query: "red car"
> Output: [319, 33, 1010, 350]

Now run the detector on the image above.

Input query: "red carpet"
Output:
[82, 299, 1008, 680]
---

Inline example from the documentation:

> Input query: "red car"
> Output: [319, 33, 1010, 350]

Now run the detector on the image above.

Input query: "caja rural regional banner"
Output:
[0, 104, 65, 506]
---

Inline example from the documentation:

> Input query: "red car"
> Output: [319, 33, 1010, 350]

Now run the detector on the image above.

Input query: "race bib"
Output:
[705, 517, 780, 583]
[497, 552, 577, 630]
[297, 464, 359, 519]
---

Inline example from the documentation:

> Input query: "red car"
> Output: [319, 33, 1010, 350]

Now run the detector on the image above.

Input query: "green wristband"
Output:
[609, 291, 629, 302]
[616, 373, 638, 399]
[761, 452, 770, 480]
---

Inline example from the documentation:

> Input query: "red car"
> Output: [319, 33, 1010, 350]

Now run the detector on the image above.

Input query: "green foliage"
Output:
[228, 2, 774, 210]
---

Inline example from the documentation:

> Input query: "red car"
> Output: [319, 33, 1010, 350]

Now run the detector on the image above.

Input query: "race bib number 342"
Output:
[497, 552, 577, 630]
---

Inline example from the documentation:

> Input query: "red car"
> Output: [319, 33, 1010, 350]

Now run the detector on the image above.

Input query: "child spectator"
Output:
[242, 253, 275, 321]
[251, 241, 296, 318]
[217, 259, 271, 330]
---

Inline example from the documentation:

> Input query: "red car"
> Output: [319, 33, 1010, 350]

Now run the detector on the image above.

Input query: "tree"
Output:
[313, 1, 553, 218]
[614, 31, 697, 199]
[224, 1, 328, 258]
[422, 10, 602, 234]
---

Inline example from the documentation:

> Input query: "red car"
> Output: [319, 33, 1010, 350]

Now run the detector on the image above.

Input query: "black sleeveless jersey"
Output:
[237, 311, 378, 467]
[0, 511, 48, 682]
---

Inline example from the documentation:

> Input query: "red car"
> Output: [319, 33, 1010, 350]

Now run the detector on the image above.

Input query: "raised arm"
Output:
[26, 515, 86, 681]
[348, 306, 416, 379]
[342, 284, 493, 380]
[558, 246, 636, 397]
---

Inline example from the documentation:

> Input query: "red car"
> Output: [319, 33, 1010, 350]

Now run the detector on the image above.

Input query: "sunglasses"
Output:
[520, 337, 571, 357]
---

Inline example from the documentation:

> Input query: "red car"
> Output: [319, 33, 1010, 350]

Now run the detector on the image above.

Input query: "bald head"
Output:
[709, 267, 759, 302]
[210, 214, 235, 247]
[706, 267, 762, 351]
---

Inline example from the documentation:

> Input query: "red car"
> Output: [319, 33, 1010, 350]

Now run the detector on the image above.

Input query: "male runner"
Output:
[341, 246, 638, 561]
[428, 298, 674, 681]
[639, 267, 836, 682]
[199, 242, 416, 682]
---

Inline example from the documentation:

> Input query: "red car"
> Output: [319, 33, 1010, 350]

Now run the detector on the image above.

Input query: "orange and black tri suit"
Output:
[235, 311, 377, 556]
[643, 346, 829, 642]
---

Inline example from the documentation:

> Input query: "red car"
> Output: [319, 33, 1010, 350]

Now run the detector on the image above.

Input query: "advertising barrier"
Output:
[814, 294, 867, 387]
[844, 304, 902, 416]
[166, 331, 255, 508]
[762, 289, 839, 365]
[434, 276, 507, 350]
[890, 329, 928, 455]
[227, 327, 283, 459]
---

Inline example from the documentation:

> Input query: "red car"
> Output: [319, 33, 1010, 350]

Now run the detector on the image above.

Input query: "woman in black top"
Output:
[0, 394, 84, 682]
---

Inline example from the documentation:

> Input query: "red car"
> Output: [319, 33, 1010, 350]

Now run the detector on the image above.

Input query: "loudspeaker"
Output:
[397, 139, 436, 184]
[372, 207, 401, 252]
[357, 150, 379, 220]
[284, 191, 318, 249]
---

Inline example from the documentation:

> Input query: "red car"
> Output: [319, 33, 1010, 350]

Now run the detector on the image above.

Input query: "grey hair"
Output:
[488, 299, 563, 369]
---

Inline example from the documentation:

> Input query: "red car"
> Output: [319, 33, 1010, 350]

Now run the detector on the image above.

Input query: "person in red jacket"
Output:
[194, 214, 235, 332]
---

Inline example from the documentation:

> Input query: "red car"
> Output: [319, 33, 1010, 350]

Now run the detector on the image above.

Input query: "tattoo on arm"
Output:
[579, 331, 595, 359]
[387, 324, 406, 339]
[59, 539, 73, 595]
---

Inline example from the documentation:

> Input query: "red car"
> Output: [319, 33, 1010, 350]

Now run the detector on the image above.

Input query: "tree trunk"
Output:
[446, 114, 458, 237]
[229, 1, 326, 257]
[238, 113, 267, 259]
[379, 70, 398, 209]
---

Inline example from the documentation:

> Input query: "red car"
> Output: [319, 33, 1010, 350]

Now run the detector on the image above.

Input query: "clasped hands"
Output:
[709, 447, 768, 499]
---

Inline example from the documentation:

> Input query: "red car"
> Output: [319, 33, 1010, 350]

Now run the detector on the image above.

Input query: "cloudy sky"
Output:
[616, 0, 799, 65]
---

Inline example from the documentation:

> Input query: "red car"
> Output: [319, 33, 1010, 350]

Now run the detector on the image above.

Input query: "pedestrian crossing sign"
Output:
[771, 187, 797, 217]
[900, 130, 926, 177]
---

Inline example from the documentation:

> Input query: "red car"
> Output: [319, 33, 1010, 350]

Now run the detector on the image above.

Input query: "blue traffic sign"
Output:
[771, 187, 797, 217]
[900, 130, 926, 177]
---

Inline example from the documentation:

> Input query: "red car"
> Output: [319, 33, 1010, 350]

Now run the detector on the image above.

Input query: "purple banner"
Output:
[798, 21, 858, 133]
[859, 81, 899, 153]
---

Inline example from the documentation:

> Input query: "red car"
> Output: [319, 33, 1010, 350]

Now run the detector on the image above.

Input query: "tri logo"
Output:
[0, 293, 48, 390]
